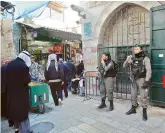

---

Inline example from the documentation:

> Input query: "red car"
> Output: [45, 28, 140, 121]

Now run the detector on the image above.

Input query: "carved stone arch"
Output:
[94, 1, 161, 44]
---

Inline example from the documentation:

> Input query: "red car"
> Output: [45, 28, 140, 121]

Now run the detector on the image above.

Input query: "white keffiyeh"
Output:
[18, 51, 31, 67]
[46, 54, 58, 71]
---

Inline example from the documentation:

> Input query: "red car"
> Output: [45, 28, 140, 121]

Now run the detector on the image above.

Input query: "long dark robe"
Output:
[1, 64, 8, 117]
[6, 58, 31, 122]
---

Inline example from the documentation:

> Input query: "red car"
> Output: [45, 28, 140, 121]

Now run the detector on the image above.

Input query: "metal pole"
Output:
[138, 11, 140, 45]
[121, 10, 123, 47]
[116, 13, 118, 47]
[132, 9, 134, 46]
[144, 13, 146, 45]
[126, 8, 128, 55]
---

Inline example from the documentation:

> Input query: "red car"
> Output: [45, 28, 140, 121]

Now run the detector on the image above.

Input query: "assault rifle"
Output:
[128, 64, 138, 89]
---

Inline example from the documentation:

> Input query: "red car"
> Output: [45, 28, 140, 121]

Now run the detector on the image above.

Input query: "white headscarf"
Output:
[18, 51, 31, 67]
[47, 54, 58, 71]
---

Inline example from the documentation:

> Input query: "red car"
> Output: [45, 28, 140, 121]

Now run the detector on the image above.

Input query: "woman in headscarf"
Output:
[44, 54, 64, 106]
[6, 51, 32, 133]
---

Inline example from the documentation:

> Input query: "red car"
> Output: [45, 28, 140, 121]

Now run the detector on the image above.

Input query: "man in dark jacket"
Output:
[6, 51, 32, 133]
[66, 58, 76, 90]
[76, 60, 84, 76]
[44, 54, 64, 106]
[58, 58, 69, 100]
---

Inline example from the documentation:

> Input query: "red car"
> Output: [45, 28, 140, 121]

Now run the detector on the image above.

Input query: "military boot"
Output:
[143, 108, 148, 121]
[125, 105, 136, 115]
[98, 99, 106, 109]
[108, 100, 114, 111]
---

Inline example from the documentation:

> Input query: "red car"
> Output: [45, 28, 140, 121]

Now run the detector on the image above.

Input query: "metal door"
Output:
[98, 5, 150, 99]
[150, 5, 165, 106]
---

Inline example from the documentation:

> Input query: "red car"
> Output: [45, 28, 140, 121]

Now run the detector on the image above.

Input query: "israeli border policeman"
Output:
[97, 52, 116, 111]
[123, 45, 152, 121]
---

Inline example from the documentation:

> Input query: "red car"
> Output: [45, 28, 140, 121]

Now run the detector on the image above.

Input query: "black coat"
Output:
[6, 58, 31, 122]
[44, 61, 64, 81]
[1, 64, 8, 93]
[76, 62, 84, 76]
[1, 64, 8, 117]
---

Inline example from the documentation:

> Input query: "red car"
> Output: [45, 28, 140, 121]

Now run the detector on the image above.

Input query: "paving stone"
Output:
[126, 127, 146, 133]
[1, 93, 165, 133]
[141, 116, 165, 128]
[77, 123, 106, 133]
[112, 130, 126, 133]
[92, 121, 117, 133]
[108, 120, 130, 131]
[68, 126, 86, 133]
[58, 129, 73, 133]
[95, 116, 113, 124]
[80, 117, 97, 125]
[69, 119, 83, 126]
[53, 122, 73, 130]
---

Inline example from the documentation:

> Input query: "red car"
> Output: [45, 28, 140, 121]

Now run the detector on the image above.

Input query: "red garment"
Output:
[163, 75, 165, 88]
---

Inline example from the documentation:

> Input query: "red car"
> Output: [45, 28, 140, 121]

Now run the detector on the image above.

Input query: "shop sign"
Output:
[48, 1, 64, 13]
[84, 22, 92, 37]
[85, 71, 99, 77]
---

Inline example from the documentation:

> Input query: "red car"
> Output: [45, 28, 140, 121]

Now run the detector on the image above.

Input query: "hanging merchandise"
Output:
[53, 45, 63, 53]
[71, 49, 76, 57]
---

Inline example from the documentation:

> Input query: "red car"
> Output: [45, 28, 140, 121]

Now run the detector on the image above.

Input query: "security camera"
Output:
[70, 4, 84, 12]
[76, 21, 80, 24]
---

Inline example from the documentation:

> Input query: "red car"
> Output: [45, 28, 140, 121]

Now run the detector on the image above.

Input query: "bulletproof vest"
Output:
[131, 56, 146, 79]
[104, 60, 116, 78]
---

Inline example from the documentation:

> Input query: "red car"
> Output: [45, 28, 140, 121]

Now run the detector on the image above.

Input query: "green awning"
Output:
[35, 32, 62, 43]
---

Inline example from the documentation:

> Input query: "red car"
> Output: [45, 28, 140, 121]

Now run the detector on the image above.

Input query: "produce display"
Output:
[28, 82, 39, 86]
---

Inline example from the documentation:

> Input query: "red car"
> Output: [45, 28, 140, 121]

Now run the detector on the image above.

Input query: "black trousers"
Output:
[49, 82, 62, 106]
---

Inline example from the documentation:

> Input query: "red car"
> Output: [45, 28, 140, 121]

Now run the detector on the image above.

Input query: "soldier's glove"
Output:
[142, 81, 149, 89]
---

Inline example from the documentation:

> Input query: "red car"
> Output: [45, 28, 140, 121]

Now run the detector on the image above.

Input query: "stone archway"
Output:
[94, 1, 161, 45]
[82, 1, 161, 72]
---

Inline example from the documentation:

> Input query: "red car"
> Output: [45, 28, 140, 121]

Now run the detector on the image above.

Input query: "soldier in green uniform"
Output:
[97, 52, 117, 111]
[123, 45, 152, 121]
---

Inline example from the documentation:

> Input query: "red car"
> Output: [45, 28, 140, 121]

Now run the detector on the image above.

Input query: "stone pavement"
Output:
[1, 92, 165, 133]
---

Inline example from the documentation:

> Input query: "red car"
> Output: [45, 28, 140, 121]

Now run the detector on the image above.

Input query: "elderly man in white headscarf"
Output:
[6, 51, 33, 133]
[44, 54, 64, 106]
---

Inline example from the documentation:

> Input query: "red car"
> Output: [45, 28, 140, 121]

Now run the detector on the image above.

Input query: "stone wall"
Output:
[0, 19, 16, 63]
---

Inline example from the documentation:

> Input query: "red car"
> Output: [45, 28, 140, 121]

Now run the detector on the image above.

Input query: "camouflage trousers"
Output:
[100, 77, 116, 101]
[131, 78, 149, 108]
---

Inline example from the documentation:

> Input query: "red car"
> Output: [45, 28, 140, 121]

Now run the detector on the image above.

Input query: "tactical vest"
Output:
[104, 60, 116, 78]
[131, 56, 146, 79]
